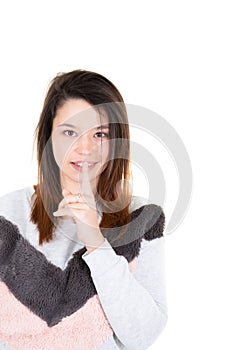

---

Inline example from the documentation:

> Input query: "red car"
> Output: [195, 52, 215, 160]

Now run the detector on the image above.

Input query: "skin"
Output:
[51, 99, 110, 252]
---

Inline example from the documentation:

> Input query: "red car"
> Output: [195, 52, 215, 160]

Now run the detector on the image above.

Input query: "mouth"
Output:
[70, 161, 98, 171]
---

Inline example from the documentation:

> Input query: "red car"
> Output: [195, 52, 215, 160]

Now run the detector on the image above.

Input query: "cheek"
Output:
[98, 141, 110, 163]
[52, 134, 75, 169]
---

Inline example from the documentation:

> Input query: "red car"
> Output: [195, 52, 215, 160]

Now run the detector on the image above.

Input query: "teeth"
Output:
[75, 162, 94, 167]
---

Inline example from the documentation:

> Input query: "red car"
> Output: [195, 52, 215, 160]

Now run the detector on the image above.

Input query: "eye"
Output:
[94, 132, 109, 138]
[63, 130, 77, 137]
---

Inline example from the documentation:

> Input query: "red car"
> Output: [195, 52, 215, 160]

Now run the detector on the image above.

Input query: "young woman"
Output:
[0, 70, 167, 350]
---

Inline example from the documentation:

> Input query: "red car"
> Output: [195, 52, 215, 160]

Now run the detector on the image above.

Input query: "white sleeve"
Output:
[82, 236, 167, 350]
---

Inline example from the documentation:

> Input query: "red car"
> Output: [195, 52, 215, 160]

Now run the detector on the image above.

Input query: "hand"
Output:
[53, 162, 105, 250]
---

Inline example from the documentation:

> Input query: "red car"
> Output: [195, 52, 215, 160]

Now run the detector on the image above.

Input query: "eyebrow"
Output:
[57, 123, 109, 130]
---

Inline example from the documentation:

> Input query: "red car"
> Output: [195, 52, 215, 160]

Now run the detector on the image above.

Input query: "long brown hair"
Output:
[30, 69, 132, 245]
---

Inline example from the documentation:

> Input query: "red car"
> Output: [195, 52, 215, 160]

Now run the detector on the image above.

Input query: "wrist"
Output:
[85, 237, 105, 253]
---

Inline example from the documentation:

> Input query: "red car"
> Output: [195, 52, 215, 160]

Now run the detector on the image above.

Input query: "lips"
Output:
[71, 160, 98, 171]
[71, 161, 98, 167]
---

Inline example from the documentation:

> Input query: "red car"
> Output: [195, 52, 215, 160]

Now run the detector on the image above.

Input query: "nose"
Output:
[74, 133, 93, 155]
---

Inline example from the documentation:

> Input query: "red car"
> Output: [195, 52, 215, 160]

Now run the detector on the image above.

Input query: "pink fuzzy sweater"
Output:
[0, 186, 167, 350]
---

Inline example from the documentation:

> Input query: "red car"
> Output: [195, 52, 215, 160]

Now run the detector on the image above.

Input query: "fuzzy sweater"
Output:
[0, 186, 167, 350]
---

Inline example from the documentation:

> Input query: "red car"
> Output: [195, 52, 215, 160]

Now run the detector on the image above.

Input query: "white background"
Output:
[0, 1, 232, 349]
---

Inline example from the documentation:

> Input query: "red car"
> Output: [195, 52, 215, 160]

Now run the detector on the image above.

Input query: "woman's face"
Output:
[51, 99, 110, 193]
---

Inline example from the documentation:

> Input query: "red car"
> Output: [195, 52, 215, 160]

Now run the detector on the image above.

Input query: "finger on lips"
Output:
[53, 161, 96, 218]
[82, 161, 94, 197]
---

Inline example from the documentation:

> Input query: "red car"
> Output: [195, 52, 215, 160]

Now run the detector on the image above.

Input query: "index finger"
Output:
[80, 161, 95, 205]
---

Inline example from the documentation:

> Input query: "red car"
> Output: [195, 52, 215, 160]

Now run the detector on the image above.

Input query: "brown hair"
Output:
[30, 69, 132, 245]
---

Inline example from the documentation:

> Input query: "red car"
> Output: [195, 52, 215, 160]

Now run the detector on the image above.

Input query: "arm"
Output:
[82, 236, 168, 350]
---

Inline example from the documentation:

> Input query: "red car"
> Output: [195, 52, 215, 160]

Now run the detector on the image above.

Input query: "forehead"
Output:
[54, 99, 109, 132]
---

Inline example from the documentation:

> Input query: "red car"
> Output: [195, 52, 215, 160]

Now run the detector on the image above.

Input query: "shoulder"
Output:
[0, 186, 34, 202]
[109, 196, 166, 273]
[129, 195, 166, 240]
[129, 195, 149, 213]
[0, 185, 35, 202]
[0, 185, 35, 207]
[0, 185, 35, 227]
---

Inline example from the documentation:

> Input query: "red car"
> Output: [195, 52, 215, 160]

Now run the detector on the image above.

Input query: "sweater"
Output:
[0, 186, 167, 350]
